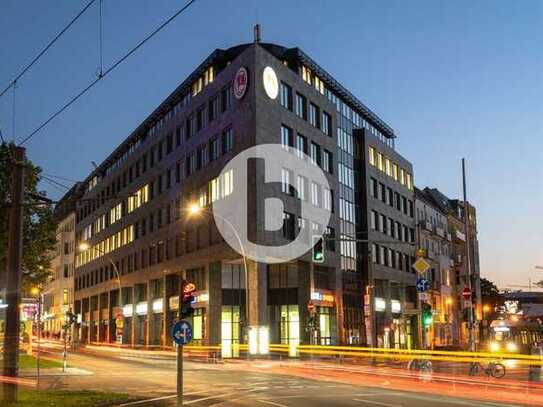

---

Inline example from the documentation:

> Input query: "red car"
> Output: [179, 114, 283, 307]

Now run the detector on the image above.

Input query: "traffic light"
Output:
[180, 280, 196, 319]
[312, 236, 325, 263]
[422, 303, 433, 327]
[63, 310, 77, 330]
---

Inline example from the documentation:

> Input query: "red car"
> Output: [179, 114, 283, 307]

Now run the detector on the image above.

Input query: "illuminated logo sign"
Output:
[391, 299, 401, 314]
[375, 297, 386, 312]
[311, 291, 335, 303]
[262, 66, 278, 99]
[234, 67, 248, 100]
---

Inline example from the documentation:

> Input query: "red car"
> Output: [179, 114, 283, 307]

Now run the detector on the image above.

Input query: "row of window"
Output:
[372, 243, 415, 273]
[300, 64, 394, 149]
[369, 177, 414, 218]
[79, 84, 234, 223]
[279, 82, 332, 136]
[368, 146, 413, 190]
[280, 125, 334, 173]
[77, 225, 135, 267]
[370, 210, 416, 243]
[280, 168, 334, 211]
[282, 211, 335, 250]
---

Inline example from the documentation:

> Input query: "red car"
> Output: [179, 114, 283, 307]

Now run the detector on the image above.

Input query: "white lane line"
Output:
[184, 388, 261, 405]
[353, 399, 402, 407]
[256, 400, 290, 407]
[117, 390, 208, 406]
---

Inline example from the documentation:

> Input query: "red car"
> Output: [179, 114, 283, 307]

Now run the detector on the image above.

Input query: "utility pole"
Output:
[2, 145, 25, 403]
[462, 158, 475, 352]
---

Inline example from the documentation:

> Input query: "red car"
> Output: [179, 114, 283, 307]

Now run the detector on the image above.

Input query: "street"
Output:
[22, 345, 543, 407]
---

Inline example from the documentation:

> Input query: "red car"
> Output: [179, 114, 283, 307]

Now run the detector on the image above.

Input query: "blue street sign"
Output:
[416, 278, 430, 293]
[171, 320, 193, 345]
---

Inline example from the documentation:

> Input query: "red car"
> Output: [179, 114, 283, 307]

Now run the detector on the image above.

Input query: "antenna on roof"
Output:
[254, 24, 261, 44]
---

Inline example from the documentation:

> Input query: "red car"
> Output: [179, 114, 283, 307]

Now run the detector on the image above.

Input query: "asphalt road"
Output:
[31, 348, 540, 407]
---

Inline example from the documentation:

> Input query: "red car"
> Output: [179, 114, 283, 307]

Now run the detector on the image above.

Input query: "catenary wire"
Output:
[17, 0, 197, 147]
[0, 0, 97, 100]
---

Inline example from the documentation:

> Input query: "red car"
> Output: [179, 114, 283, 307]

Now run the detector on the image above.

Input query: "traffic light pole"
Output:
[2, 146, 25, 403]
[177, 279, 185, 407]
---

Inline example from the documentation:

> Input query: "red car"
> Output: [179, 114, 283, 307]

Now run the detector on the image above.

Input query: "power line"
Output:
[42, 173, 80, 183]
[18, 0, 197, 147]
[0, 0, 97, 100]
[40, 175, 72, 191]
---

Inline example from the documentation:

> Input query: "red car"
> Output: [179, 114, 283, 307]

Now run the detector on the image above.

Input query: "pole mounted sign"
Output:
[412, 257, 430, 274]
[171, 320, 193, 346]
[416, 277, 431, 293]
[462, 287, 472, 300]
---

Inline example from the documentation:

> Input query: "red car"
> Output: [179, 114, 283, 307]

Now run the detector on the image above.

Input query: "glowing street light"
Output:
[188, 203, 202, 216]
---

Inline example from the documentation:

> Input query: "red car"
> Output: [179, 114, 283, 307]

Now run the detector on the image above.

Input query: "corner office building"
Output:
[74, 36, 417, 353]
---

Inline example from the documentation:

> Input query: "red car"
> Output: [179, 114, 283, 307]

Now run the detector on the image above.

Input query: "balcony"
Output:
[454, 229, 466, 242]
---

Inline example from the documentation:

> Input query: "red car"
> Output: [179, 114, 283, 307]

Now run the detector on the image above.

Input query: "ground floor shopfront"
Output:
[74, 260, 340, 357]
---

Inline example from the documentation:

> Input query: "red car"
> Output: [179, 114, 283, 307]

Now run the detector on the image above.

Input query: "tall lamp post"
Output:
[78, 242, 123, 344]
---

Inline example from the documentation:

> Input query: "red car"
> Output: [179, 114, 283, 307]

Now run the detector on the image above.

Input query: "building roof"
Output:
[82, 41, 395, 189]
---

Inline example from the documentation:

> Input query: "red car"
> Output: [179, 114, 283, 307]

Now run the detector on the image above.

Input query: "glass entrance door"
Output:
[280, 305, 300, 356]
[221, 306, 240, 358]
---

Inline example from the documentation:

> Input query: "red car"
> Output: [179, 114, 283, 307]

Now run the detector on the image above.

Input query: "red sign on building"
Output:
[233, 67, 248, 99]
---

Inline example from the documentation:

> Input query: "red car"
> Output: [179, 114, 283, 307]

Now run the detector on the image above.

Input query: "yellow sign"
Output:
[413, 257, 430, 274]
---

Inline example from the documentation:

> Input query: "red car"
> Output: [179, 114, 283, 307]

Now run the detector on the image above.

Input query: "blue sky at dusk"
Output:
[1, 0, 542, 289]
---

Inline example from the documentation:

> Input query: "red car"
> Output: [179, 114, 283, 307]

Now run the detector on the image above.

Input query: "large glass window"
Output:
[280, 82, 293, 111]
[280, 305, 300, 355]
[221, 306, 240, 358]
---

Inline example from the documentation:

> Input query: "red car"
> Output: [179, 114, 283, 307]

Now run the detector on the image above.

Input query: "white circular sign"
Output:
[262, 66, 278, 99]
[233, 67, 248, 100]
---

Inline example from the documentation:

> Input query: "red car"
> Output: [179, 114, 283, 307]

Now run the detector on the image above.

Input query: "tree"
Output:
[1, 142, 57, 290]
[480, 277, 500, 297]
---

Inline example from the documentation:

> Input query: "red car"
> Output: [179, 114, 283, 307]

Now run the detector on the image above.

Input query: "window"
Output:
[392, 163, 398, 181]
[377, 152, 385, 172]
[295, 93, 306, 119]
[370, 178, 378, 198]
[295, 133, 307, 158]
[400, 168, 406, 185]
[198, 145, 208, 168]
[406, 172, 413, 190]
[322, 111, 331, 136]
[371, 210, 378, 230]
[196, 105, 206, 131]
[369, 146, 376, 166]
[110, 203, 122, 224]
[322, 149, 333, 173]
[309, 103, 319, 127]
[296, 175, 307, 200]
[209, 136, 219, 161]
[209, 95, 219, 122]
[323, 188, 333, 211]
[280, 82, 293, 110]
[281, 125, 293, 151]
[310, 142, 321, 166]
[385, 158, 392, 176]
[281, 168, 294, 195]
[188, 151, 197, 175]
[387, 187, 394, 207]
[311, 182, 321, 207]
[221, 85, 232, 112]
[283, 212, 296, 240]
[379, 183, 386, 203]
[222, 127, 233, 153]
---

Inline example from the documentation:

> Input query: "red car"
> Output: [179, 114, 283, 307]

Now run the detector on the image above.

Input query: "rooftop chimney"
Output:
[254, 24, 261, 44]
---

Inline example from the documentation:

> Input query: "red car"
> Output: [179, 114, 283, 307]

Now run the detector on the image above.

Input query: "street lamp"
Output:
[186, 203, 250, 347]
[78, 242, 123, 344]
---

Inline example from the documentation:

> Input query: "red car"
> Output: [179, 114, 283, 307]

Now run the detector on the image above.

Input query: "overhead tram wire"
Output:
[17, 0, 198, 147]
[40, 175, 72, 191]
[42, 173, 81, 183]
[0, 0, 97, 100]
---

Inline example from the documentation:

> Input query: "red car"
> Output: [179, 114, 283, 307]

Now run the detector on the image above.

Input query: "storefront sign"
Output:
[192, 292, 209, 304]
[262, 66, 278, 99]
[311, 291, 335, 304]
[391, 299, 401, 314]
[233, 67, 248, 99]
[152, 299, 164, 313]
[375, 297, 386, 312]
[122, 304, 133, 317]
[135, 302, 148, 315]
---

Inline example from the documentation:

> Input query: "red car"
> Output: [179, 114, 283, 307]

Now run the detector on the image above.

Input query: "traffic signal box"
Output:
[422, 302, 433, 327]
[181, 280, 196, 319]
[312, 236, 325, 263]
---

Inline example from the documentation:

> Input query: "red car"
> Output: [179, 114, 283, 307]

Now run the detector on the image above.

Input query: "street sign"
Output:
[416, 278, 430, 293]
[418, 292, 429, 302]
[171, 320, 193, 346]
[412, 257, 430, 274]
[462, 287, 472, 300]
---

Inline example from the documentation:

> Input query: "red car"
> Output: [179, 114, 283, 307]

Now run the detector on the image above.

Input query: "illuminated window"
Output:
[385, 158, 392, 176]
[392, 163, 398, 181]
[377, 153, 384, 172]
[110, 203, 122, 224]
[302, 65, 312, 84]
[406, 173, 413, 190]
[128, 184, 149, 213]
[400, 168, 406, 185]
[368, 146, 376, 166]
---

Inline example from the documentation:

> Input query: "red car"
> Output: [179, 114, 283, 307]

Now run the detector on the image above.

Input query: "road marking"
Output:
[353, 399, 402, 407]
[117, 390, 208, 406]
[256, 400, 290, 407]
[184, 388, 261, 405]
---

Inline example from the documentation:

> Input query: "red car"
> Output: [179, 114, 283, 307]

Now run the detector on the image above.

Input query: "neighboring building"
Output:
[42, 183, 83, 338]
[356, 130, 417, 349]
[73, 34, 419, 353]
[415, 187, 455, 348]
[424, 187, 482, 348]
